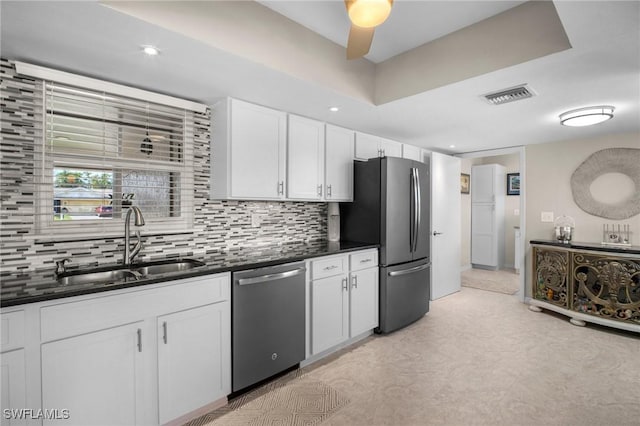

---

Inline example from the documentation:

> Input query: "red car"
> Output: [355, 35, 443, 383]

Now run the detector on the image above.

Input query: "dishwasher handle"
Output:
[237, 267, 306, 286]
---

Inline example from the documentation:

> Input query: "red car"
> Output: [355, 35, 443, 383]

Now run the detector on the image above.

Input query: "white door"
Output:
[287, 114, 325, 200]
[354, 132, 381, 160]
[230, 99, 286, 199]
[471, 204, 496, 266]
[324, 124, 354, 201]
[311, 275, 349, 354]
[41, 322, 145, 426]
[158, 303, 230, 424]
[349, 268, 379, 337]
[471, 164, 496, 203]
[431, 152, 461, 300]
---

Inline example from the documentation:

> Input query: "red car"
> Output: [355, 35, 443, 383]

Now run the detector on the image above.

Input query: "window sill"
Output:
[32, 229, 194, 245]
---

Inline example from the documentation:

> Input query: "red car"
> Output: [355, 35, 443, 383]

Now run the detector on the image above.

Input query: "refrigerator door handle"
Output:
[388, 262, 431, 276]
[415, 168, 421, 252]
[411, 168, 419, 253]
[409, 168, 415, 253]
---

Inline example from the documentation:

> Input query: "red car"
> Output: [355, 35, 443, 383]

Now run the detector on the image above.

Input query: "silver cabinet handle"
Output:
[351, 274, 358, 289]
[318, 184, 323, 197]
[162, 321, 168, 344]
[342, 277, 348, 291]
[433, 231, 443, 236]
[382, 149, 386, 156]
[278, 181, 284, 195]
[388, 263, 431, 277]
[323, 265, 338, 271]
[137, 328, 142, 352]
[237, 267, 306, 285]
[327, 184, 332, 197]
[360, 258, 372, 263]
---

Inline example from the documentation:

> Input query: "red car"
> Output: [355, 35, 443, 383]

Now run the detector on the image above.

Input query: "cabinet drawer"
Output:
[41, 273, 230, 342]
[310, 255, 348, 280]
[1, 310, 25, 352]
[350, 250, 378, 271]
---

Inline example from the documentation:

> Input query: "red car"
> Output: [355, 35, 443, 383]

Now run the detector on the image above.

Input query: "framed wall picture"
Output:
[460, 173, 470, 194]
[507, 173, 520, 195]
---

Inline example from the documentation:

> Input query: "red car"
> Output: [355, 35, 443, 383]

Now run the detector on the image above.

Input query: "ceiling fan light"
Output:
[559, 105, 614, 127]
[348, 0, 392, 28]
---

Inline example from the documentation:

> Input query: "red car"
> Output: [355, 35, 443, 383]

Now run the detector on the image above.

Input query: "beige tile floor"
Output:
[299, 286, 640, 426]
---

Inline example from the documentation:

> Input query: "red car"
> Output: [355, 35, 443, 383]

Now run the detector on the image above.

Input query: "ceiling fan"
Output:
[344, 0, 394, 60]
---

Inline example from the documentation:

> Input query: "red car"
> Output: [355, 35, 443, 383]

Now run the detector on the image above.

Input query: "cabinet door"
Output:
[471, 204, 496, 267]
[41, 322, 145, 426]
[350, 268, 379, 337]
[230, 99, 286, 199]
[354, 132, 381, 160]
[325, 124, 354, 201]
[311, 275, 349, 355]
[379, 138, 402, 158]
[402, 144, 422, 161]
[1, 349, 26, 426]
[287, 115, 325, 200]
[471, 164, 496, 203]
[158, 302, 230, 424]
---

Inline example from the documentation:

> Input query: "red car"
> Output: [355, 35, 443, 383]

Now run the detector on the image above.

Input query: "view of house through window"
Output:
[45, 81, 190, 229]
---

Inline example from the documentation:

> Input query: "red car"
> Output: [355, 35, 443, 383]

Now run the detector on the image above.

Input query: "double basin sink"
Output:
[56, 259, 206, 286]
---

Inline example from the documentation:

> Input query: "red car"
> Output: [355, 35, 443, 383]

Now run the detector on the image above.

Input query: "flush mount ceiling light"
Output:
[559, 106, 614, 127]
[328, 106, 340, 112]
[142, 45, 160, 56]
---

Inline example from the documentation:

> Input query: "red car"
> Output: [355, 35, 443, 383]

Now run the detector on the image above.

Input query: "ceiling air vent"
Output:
[482, 85, 535, 105]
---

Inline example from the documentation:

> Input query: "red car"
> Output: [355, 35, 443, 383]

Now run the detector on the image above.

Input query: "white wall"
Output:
[524, 131, 640, 296]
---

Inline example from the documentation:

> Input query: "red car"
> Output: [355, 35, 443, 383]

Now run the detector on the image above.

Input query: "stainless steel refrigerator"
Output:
[341, 157, 430, 333]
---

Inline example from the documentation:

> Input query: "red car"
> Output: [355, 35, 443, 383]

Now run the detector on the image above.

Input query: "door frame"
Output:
[457, 146, 526, 302]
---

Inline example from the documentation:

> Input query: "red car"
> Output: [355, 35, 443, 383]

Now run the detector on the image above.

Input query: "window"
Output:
[39, 81, 195, 235]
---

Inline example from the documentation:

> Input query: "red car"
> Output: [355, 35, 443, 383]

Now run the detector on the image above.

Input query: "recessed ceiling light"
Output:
[449, 144, 456, 148]
[328, 106, 340, 112]
[142, 45, 160, 56]
[559, 105, 614, 127]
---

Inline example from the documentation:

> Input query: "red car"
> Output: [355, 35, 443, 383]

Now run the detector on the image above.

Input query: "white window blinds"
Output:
[38, 81, 195, 236]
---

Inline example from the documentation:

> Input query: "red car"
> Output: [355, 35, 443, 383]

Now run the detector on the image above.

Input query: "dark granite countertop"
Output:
[0, 240, 378, 308]
[530, 240, 640, 255]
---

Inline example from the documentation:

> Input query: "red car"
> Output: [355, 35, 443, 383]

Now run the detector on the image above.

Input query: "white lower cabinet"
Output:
[308, 249, 378, 358]
[1, 349, 27, 426]
[311, 274, 349, 354]
[157, 302, 230, 424]
[41, 322, 145, 426]
[11, 273, 230, 426]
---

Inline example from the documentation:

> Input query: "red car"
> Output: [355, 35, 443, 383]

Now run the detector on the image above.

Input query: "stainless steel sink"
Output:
[57, 269, 140, 286]
[133, 259, 205, 276]
[56, 259, 205, 286]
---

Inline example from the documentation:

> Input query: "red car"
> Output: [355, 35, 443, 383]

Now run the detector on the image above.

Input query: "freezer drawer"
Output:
[378, 258, 430, 334]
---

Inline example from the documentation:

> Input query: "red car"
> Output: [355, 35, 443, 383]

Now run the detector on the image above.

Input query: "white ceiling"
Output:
[258, 1, 527, 63]
[1, 1, 638, 155]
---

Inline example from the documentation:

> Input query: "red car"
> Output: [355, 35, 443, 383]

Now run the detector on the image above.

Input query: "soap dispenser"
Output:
[327, 202, 340, 242]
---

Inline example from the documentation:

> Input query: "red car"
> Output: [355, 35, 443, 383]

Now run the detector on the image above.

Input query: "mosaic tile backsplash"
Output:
[0, 59, 327, 277]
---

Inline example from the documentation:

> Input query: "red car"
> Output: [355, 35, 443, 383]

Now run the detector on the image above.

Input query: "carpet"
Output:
[187, 370, 350, 426]
[461, 268, 519, 295]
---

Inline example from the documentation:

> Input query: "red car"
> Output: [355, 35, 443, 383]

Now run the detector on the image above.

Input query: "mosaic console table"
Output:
[529, 241, 640, 333]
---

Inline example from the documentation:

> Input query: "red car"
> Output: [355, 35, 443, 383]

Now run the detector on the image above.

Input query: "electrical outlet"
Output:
[251, 214, 262, 228]
[541, 211, 554, 222]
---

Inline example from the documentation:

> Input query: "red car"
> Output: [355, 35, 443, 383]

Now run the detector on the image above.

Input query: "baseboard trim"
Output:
[163, 396, 228, 426]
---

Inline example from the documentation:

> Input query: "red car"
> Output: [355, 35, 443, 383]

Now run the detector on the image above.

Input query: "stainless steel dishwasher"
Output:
[232, 261, 306, 393]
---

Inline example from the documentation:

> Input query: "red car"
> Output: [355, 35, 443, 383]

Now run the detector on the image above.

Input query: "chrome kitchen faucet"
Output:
[124, 206, 145, 265]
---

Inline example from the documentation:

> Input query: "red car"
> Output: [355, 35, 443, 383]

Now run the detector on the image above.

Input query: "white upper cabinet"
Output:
[211, 98, 287, 200]
[471, 164, 498, 203]
[402, 144, 422, 161]
[355, 132, 402, 160]
[355, 132, 382, 160]
[379, 137, 402, 158]
[324, 124, 354, 201]
[287, 114, 325, 200]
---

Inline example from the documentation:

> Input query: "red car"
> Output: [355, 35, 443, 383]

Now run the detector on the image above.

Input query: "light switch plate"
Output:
[251, 214, 262, 227]
[541, 211, 554, 222]
[514, 209, 520, 216]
